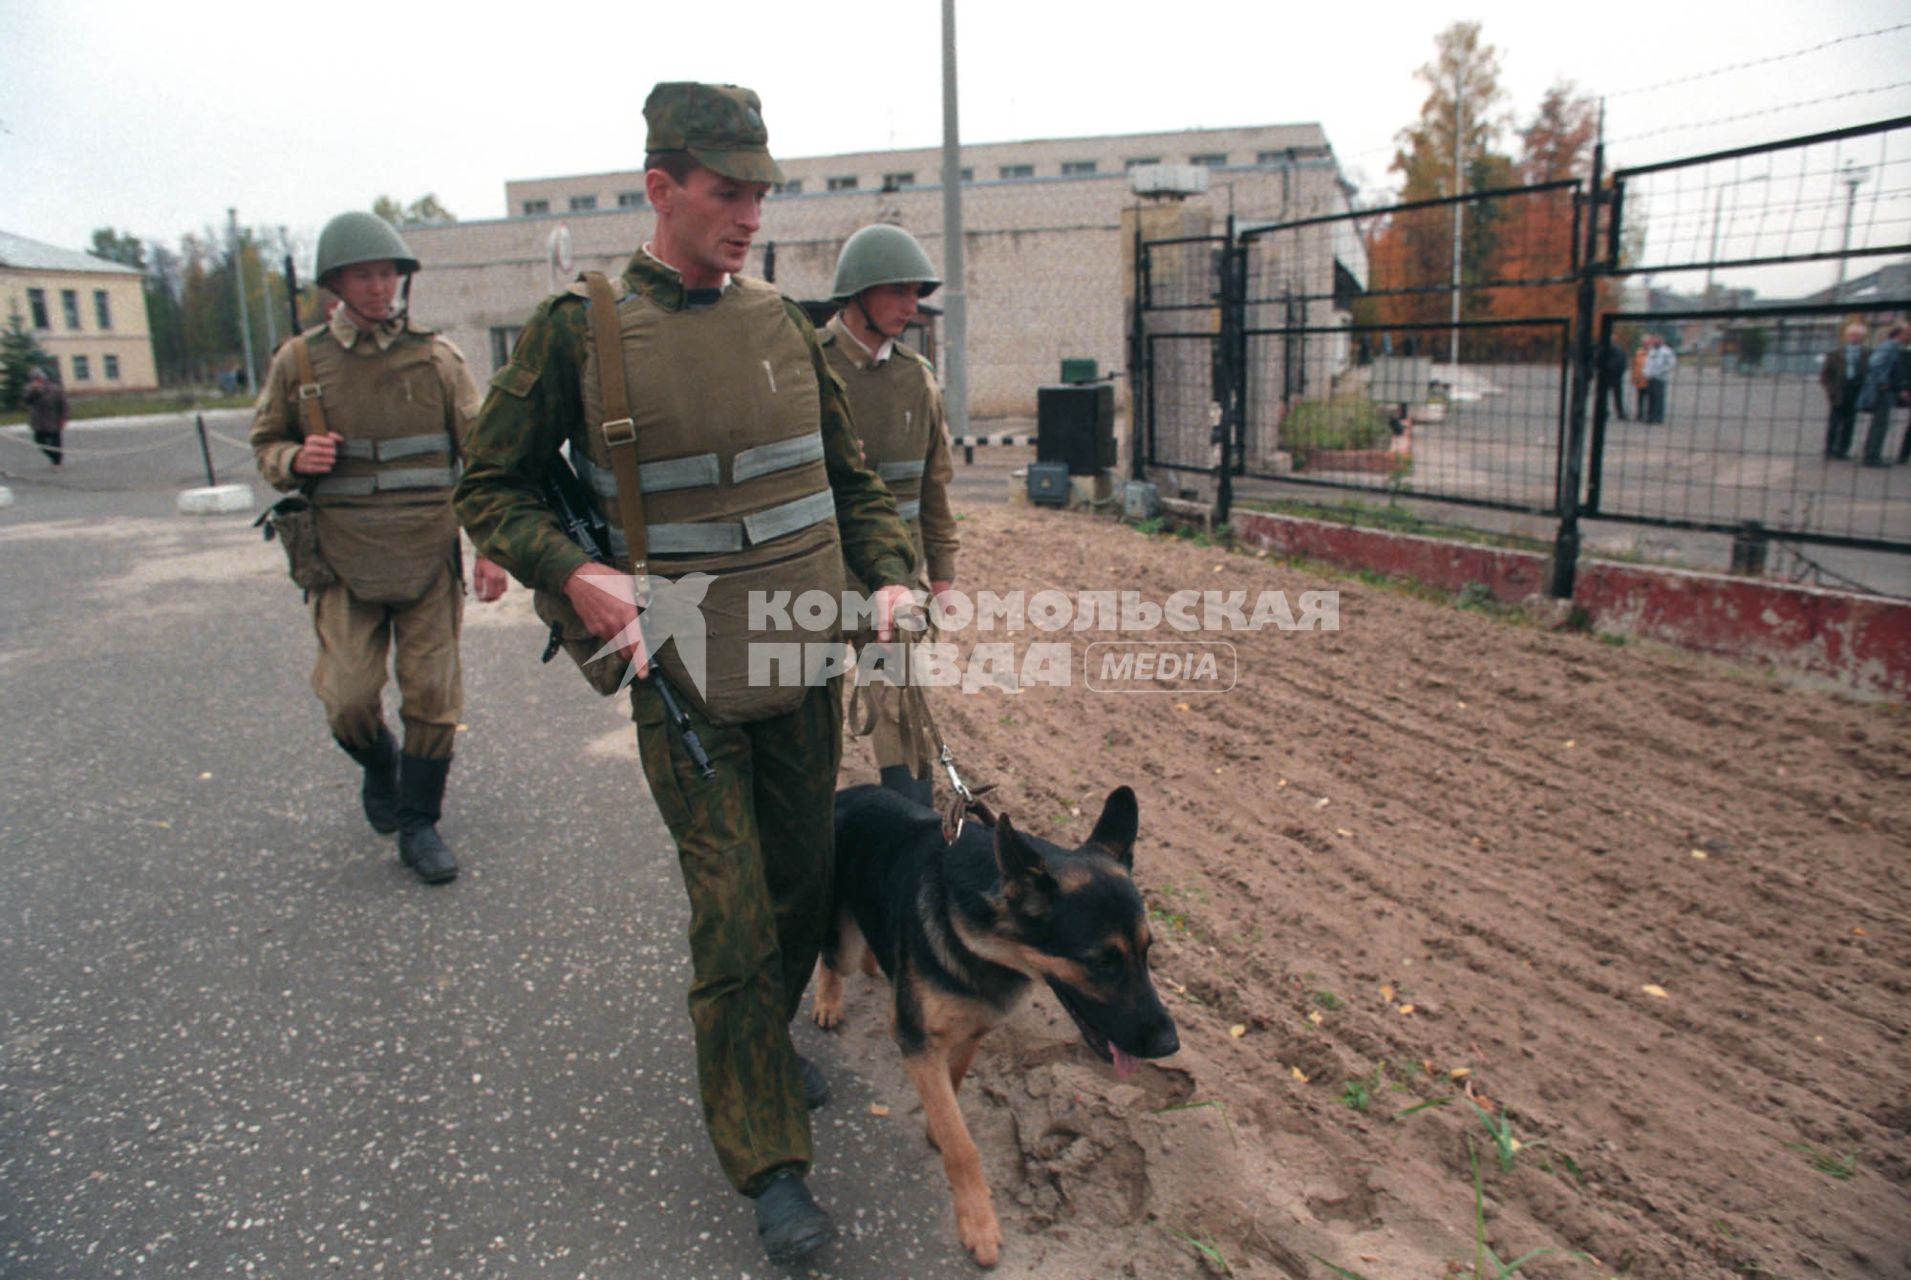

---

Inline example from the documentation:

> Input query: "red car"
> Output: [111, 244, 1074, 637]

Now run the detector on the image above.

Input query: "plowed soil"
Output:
[829, 503, 1910, 1279]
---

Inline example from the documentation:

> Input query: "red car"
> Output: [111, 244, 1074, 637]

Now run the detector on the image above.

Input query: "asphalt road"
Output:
[0, 415, 981, 1280]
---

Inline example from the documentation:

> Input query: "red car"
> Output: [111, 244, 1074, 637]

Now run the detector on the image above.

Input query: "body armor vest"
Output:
[822, 325, 937, 584]
[302, 327, 459, 604]
[574, 276, 845, 724]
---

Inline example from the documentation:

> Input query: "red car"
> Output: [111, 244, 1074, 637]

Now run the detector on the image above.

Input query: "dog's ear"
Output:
[994, 814, 1055, 917]
[1087, 786, 1139, 868]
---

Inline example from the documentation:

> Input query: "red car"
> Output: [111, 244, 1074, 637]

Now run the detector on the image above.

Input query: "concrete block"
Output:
[176, 484, 254, 516]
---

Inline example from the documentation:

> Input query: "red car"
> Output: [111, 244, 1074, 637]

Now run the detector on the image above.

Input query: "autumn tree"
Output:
[371, 194, 456, 227]
[1356, 22, 1516, 356]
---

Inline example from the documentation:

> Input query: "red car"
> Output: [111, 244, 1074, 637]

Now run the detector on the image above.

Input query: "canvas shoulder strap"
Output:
[580, 271, 648, 580]
[291, 335, 331, 440]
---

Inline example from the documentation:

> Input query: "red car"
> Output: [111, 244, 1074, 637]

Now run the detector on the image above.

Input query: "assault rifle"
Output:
[538, 450, 716, 781]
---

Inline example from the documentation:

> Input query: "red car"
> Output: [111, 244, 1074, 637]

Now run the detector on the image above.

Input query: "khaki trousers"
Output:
[310, 567, 463, 759]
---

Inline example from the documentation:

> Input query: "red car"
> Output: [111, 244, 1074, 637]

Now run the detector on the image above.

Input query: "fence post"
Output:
[1551, 146, 1605, 599]
[1214, 217, 1239, 528]
[195, 413, 218, 488]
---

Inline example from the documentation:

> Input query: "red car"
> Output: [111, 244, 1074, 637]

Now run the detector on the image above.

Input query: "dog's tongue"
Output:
[1112, 1045, 1139, 1079]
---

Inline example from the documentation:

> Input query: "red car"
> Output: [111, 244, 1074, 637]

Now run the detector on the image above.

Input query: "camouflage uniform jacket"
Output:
[454, 249, 915, 598]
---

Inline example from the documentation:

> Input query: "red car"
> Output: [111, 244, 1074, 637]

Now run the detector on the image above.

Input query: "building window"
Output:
[1061, 160, 1097, 177]
[94, 290, 113, 329]
[104, 354, 120, 380]
[569, 195, 597, 211]
[960, 168, 973, 183]
[62, 290, 82, 329]
[523, 199, 550, 215]
[1124, 157, 1161, 171]
[489, 326, 524, 373]
[72, 355, 91, 381]
[1256, 150, 1291, 166]
[827, 175, 859, 191]
[1190, 152, 1227, 168]
[999, 164, 1034, 180]
[27, 288, 50, 329]
[881, 171, 915, 191]
[774, 178, 804, 196]
[617, 190, 646, 208]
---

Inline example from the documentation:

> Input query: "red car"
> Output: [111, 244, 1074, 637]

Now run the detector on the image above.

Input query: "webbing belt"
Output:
[310, 466, 457, 497]
[878, 459, 926, 481]
[895, 500, 922, 521]
[337, 434, 449, 462]
[607, 488, 837, 558]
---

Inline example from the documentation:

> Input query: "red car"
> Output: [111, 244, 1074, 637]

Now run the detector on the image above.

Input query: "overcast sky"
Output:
[3, 0, 1908, 266]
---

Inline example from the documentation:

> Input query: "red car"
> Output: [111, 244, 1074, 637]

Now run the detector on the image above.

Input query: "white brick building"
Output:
[404, 124, 1354, 421]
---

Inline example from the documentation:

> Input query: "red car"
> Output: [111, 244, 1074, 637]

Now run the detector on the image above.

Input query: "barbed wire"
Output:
[1607, 82, 1911, 146]
[1606, 22, 1911, 100]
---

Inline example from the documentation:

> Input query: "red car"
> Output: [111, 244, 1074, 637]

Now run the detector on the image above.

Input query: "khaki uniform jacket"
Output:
[250, 308, 483, 602]
[820, 314, 958, 585]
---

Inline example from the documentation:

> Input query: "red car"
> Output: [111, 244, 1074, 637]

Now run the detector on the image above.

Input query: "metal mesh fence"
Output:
[1589, 306, 1911, 548]
[1134, 236, 1226, 474]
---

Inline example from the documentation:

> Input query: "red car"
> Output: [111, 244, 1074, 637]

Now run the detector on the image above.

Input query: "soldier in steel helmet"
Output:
[454, 82, 915, 1265]
[250, 211, 508, 886]
[822, 224, 959, 805]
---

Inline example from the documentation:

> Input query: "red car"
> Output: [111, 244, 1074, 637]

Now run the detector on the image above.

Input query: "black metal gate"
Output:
[1130, 114, 1911, 588]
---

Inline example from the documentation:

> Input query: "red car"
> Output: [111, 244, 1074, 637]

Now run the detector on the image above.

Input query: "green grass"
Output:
[0, 387, 253, 425]
[1311, 990, 1344, 1011]
[1785, 1141, 1859, 1180]
[1156, 1098, 1239, 1148]
[1280, 396, 1394, 453]
[1155, 1223, 1232, 1275]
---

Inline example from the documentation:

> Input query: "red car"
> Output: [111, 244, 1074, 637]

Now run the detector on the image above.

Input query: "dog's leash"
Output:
[879, 602, 996, 842]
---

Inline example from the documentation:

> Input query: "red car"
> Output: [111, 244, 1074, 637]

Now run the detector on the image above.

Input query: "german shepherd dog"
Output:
[811, 784, 1180, 1267]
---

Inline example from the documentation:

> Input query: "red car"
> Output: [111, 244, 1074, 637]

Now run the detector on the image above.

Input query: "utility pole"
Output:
[1834, 161, 1869, 303]
[939, 0, 969, 443]
[228, 208, 257, 393]
[1448, 55, 1466, 397]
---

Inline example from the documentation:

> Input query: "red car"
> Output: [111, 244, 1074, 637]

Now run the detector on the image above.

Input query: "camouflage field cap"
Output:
[644, 82, 786, 185]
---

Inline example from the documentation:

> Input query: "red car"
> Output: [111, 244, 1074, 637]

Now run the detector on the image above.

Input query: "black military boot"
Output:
[796, 1055, 830, 1110]
[337, 727, 401, 834]
[906, 775, 934, 808]
[395, 754, 458, 885]
[753, 1169, 836, 1265]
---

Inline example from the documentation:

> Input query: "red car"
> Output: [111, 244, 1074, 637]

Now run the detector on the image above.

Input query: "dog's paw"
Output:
[956, 1197, 1001, 1268]
[811, 997, 843, 1030]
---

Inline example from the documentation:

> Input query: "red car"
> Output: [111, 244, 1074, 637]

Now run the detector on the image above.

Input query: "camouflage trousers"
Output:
[633, 677, 841, 1196]
[309, 567, 463, 759]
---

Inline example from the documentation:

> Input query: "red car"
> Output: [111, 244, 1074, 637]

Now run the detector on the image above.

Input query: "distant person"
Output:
[23, 368, 66, 466]
[1630, 338, 1650, 419]
[1856, 319, 1908, 468]
[1818, 321, 1870, 460]
[249, 210, 508, 885]
[821, 224, 959, 806]
[1599, 338, 1629, 422]
[1642, 334, 1677, 425]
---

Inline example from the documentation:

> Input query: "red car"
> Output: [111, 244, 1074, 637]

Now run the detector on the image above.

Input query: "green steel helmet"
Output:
[316, 211, 420, 282]
[830, 224, 941, 301]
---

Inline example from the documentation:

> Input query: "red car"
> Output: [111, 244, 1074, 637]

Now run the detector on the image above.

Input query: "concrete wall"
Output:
[1229, 509, 1911, 699]
[404, 128, 1348, 422]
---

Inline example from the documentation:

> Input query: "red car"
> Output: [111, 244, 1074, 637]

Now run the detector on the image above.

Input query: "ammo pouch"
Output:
[535, 587, 632, 697]
[255, 494, 338, 592]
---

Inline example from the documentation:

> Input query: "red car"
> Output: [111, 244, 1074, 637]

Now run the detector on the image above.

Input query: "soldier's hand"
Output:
[871, 582, 919, 643]
[563, 561, 651, 678]
[291, 431, 342, 475]
[472, 557, 509, 603]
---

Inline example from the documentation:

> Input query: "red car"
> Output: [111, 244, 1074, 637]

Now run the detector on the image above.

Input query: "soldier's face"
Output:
[859, 282, 921, 339]
[334, 261, 401, 327]
[652, 167, 769, 287]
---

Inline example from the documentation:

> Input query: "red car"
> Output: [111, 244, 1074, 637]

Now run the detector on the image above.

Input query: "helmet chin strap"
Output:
[853, 292, 899, 344]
